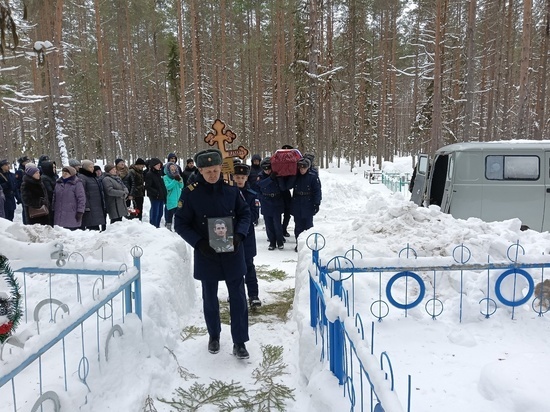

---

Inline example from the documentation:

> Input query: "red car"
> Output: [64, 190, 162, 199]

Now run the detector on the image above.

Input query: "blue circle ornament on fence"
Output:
[494, 268, 534, 307]
[386, 271, 426, 310]
[0, 255, 22, 343]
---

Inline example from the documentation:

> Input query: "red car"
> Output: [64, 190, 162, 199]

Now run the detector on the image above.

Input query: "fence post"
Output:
[310, 276, 318, 328]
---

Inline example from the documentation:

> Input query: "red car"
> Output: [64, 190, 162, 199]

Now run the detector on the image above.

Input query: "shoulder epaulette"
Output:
[246, 188, 258, 195]
[186, 182, 199, 191]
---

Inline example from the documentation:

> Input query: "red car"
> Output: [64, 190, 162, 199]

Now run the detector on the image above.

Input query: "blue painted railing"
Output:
[306, 234, 550, 412]
[0, 246, 143, 412]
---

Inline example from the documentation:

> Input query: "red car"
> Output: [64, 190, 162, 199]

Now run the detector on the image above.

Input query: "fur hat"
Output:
[104, 164, 116, 173]
[81, 159, 94, 171]
[297, 157, 312, 169]
[135, 158, 146, 166]
[18, 155, 30, 164]
[62, 165, 77, 176]
[68, 159, 81, 168]
[195, 149, 223, 168]
[25, 165, 40, 176]
[114, 158, 124, 166]
[281, 144, 294, 149]
[233, 164, 250, 176]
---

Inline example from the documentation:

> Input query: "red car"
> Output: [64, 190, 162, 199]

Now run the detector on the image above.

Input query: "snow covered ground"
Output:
[1, 157, 550, 411]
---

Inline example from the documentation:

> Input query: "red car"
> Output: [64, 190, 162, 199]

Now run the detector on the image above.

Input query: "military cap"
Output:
[233, 164, 250, 176]
[260, 157, 271, 170]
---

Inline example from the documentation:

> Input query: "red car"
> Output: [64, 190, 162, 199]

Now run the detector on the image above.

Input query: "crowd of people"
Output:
[0, 146, 322, 360]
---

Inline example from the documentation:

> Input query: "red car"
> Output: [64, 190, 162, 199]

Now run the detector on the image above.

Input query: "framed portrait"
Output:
[208, 217, 234, 253]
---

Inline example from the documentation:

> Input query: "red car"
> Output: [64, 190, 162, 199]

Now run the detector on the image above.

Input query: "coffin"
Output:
[270, 149, 302, 176]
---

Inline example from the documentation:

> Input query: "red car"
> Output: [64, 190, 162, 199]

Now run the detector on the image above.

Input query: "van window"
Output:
[485, 155, 539, 180]
[418, 156, 428, 174]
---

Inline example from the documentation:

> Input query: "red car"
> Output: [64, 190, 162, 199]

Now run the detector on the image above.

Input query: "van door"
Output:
[410, 155, 429, 205]
[440, 154, 454, 213]
[543, 152, 550, 231]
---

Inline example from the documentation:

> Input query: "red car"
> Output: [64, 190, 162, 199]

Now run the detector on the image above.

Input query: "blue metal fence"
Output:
[0, 245, 143, 412]
[306, 234, 550, 412]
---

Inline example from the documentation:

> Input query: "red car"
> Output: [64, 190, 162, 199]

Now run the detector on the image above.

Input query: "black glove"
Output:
[270, 171, 278, 180]
[174, 175, 182, 181]
[313, 205, 319, 215]
[233, 234, 243, 251]
[76, 212, 84, 221]
[196, 239, 217, 259]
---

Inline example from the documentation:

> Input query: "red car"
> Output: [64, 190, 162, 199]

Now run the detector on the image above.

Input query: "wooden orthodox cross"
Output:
[204, 119, 249, 179]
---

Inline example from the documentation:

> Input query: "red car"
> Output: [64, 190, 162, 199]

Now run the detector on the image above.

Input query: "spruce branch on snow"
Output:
[160, 380, 246, 411]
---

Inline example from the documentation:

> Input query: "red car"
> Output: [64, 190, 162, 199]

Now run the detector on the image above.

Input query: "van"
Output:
[410, 141, 550, 231]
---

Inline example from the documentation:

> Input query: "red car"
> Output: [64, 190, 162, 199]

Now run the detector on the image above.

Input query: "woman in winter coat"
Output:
[40, 160, 58, 226]
[52, 166, 86, 230]
[79, 159, 106, 230]
[20, 165, 50, 225]
[162, 162, 184, 230]
[102, 164, 129, 224]
[144, 158, 167, 228]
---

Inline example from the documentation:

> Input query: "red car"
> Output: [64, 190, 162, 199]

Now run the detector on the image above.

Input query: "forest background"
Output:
[0, 0, 548, 169]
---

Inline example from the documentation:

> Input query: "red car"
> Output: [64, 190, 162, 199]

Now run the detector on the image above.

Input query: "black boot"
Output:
[208, 336, 220, 354]
[233, 343, 250, 359]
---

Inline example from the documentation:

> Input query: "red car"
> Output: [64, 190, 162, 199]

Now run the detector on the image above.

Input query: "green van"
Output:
[410, 141, 550, 231]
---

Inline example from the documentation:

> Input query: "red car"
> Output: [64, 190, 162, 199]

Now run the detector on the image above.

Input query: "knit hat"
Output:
[93, 165, 102, 173]
[81, 159, 94, 171]
[25, 162, 37, 170]
[68, 159, 81, 168]
[195, 149, 223, 168]
[62, 166, 77, 176]
[281, 144, 294, 149]
[135, 158, 146, 166]
[115, 158, 124, 166]
[104, 164, 116, 173]
[186, 158, 194, 164]
[233, 164, 250, 176]
[25, 165, 40, 176]
[0, 159, 9, 167]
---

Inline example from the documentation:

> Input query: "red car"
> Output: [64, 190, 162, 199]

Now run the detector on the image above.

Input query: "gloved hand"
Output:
[196, 239, 217, 259]
[174, 175, 182, 181]
[233, 233, 243, 251]
[76, 212, 84, 221]
[313, 205, 319, 215]
[270, 171, 278, 180]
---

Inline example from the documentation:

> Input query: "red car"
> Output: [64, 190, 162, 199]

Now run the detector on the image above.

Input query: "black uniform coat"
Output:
[257, 172, 285, 216]
[174, 174, 251, 282]
[239, 183, 259, 259]
[288, 171, 322, 218]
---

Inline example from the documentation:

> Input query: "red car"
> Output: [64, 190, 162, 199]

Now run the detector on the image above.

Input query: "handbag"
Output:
[28, 204, 49, 218]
